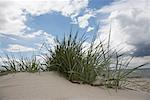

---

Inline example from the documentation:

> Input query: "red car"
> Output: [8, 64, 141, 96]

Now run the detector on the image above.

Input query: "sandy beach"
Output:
[0, 72, 150, 100]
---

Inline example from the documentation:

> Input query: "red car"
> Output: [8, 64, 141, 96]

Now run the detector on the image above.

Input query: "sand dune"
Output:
[0, 72, 150, 100]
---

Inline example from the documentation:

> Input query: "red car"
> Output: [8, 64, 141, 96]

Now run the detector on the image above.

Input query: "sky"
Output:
[0, 0, 150, 68]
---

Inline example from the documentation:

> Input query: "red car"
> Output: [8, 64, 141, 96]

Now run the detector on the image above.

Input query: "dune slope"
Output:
[0, 72, 150, 100]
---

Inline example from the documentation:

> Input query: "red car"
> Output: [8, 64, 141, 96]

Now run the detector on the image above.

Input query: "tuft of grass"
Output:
[0, 29, 147, 90]
[43, 31, 147, 89]
[0, 55, 42, 75]
[17, 55, 42, 73]
[44, 33, 90, 83]
[43, 32, 110, 84]
[101, 52, 147, 89]
[0, 55, 18, 73]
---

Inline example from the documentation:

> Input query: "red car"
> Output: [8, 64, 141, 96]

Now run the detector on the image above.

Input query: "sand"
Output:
[0, 72, 150, 100]
[126, 78, 150, 93]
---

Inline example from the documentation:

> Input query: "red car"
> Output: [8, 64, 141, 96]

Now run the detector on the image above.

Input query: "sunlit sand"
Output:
[0, 72, 149, 100]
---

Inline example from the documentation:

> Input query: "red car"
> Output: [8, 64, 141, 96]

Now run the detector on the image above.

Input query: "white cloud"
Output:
[87, 26, 94, 32]
[6, 44, 35, 52]
[20, 30, 55, 44]
[22, 0, 88, 17]
[0, 0, 89, 35]
[78, 12, 95, 28]
[0, 0, 27, 34]
[0, 30, 57, 53]
[97, 0, 150, 54]
[131, 56, 150, 68]
[23, 30, 56, 47]
[32, 31, 57, 52]
[0, 0, 90, 54]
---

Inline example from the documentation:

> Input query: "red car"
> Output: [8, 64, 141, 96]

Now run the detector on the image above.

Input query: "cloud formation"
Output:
[78, 11, 95, 28]
[0, 0, 89, 35]
[131, 56, 150, 68]
[87, 26, 94, 32]
[0, 0, 27, 34]
[0, 0, 149, 65]
[0, 30, 56, 53]
[97, 0, 150, 56]
[0, 0, 89, 52]
[6, 44, 35, 52]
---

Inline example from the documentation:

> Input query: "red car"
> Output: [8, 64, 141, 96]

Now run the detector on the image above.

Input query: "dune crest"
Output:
[0, 72, 150, 100]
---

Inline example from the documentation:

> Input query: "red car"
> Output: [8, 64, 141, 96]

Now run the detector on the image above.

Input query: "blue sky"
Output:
[26, 0, 113, 39]
[0, 0, 150, 67]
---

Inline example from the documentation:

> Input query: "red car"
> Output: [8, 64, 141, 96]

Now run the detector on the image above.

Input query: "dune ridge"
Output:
[0, 72, 150, 100]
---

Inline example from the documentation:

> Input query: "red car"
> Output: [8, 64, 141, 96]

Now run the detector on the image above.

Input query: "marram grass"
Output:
[0, 55, 42, 75]
[0, 31, 147, 90]
[43, 32, 147, 89]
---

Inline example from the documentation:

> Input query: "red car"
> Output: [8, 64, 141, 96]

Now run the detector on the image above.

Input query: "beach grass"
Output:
[0, 31, 147, 90]
[0, 55, 42, 75]
[43, 32, 147, 89]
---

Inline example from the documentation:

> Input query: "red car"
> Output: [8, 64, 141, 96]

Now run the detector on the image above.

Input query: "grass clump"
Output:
[0, 55, 42, 75]
[44, 33, 96, 84]
[101, 53, 147, 89]
[0, 30, 147, 90]
[43, 32, 147, 89]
